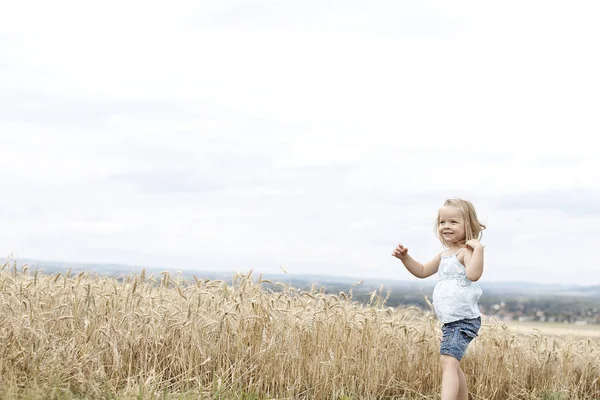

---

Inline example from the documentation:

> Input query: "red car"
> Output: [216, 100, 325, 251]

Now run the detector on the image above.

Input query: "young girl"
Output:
[391, 198, 486, 400]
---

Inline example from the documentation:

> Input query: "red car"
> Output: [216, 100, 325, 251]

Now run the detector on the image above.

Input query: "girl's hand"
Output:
[392, 243, 409, 260]
[465, 239, 484, 251]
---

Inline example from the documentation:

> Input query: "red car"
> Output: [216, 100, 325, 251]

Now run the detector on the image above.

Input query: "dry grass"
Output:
[0, 262, 598, 399]
[503, 320, 600, 339]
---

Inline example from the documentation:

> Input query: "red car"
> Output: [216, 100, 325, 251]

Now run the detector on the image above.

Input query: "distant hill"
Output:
[8, 257, 600, 298]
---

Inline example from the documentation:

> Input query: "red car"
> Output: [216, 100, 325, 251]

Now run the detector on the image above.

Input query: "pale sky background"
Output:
[1, 1, 599, 285]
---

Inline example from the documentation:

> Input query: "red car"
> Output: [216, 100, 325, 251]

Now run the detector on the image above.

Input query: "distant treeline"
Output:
[263, 279, 600, 325]
[12, 261, 600, 324]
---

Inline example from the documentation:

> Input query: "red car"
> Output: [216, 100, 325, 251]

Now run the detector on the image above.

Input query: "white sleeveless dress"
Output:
[432, 248, 482, 324]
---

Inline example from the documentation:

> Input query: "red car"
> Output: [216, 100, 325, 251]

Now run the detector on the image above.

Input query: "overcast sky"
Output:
[1, 1, 599, 285]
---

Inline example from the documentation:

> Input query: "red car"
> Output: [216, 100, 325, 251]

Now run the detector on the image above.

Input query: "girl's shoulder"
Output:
[438, 249, 454, 259]
[457, 244, 483, 264]
[440, 247, 462, 257]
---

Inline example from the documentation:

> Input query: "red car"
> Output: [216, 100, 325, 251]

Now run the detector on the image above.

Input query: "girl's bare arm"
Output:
[464, 240, 484, 281]
[392, 244, 441, 278]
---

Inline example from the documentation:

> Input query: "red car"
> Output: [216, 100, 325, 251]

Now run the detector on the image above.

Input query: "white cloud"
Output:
[1, 0, 599, 284]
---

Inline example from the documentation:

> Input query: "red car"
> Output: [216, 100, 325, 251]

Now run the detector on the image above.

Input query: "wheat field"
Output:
[0, 262, 598, 399]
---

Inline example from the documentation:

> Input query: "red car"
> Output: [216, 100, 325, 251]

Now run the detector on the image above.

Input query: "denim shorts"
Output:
[440, 317, 481, 361]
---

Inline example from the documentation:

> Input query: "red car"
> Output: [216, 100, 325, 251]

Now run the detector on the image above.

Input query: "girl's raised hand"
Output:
[392, 243, 409, 260]
[465, 239, 484, 250]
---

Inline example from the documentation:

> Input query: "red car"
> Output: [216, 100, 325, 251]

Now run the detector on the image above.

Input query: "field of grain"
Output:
[503, 320, 600, 340]
[1, 263, 599, 399]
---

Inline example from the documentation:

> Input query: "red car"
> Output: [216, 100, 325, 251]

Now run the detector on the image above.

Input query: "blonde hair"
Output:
[436, 198, 486, 248]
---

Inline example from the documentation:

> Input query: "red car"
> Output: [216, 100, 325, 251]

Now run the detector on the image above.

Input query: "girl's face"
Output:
[438, 206, 466, 245]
